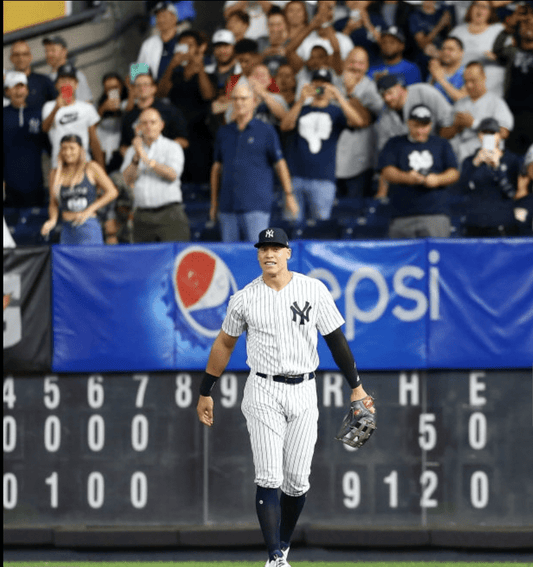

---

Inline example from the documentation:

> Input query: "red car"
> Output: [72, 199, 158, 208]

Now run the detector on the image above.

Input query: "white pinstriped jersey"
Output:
[222, 271, 344, 375]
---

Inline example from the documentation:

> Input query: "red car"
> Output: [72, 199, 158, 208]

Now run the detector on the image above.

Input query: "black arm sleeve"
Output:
[323, 327, 361, 389]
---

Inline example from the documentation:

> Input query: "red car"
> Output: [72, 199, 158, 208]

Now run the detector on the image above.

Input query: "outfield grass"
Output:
[3, 562, 532, 567]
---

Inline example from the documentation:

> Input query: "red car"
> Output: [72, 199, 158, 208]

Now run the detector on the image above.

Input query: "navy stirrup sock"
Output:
[280, 491, 307, 550]
[256, 486, 282, 561]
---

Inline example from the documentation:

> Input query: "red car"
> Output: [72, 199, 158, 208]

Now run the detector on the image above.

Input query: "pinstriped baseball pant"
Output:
[241, 373, 319, 497]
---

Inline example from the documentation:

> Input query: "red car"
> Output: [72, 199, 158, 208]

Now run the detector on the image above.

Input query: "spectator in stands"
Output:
[374, 0, 417, 61]
[41, 134, 118, 244]
[336, 47, 384, 200]
[275, 63, 297, 107]
[293, 41, 341, 99]
[9, 40, 57, 109]
[42, 63, 104, 168]
[280, 68, 365, 221]
[3, 72, 48, 208]
[226, 9, 251, 44]
[441, 61, 513, 166]
[494, 8, 533, 155]
[284, 0, 309, 41]
[120, 70, 188, 157]
[513, 143, 533, 235]
[121, 107, 190, 242]
[427, 36, 467, 104]
[210, 80, 298, 242]
[43, 36, 93, 102]
[458, 117, 523, 236]
[374, 74, 453, 155]
[367, 26, 422, 85]
[206, 30, 241, 97]
[259, 6, 290, 77]
[285, 0, 354, 76]
[378, 104, 460, 238]
[334, 1, 386, 67]
[409, 0, 454, 79]
[234, 38, 262, 78]
[137, 2, 181, 82]
[96, 72, 129, 172]
[157, 30, 217, 184]
[224, 1, 287, 41]
[449, 1, 506, 96]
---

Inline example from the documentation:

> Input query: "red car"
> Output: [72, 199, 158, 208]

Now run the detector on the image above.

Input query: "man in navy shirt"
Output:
[367, 26, 422, 86]
[379, 104, 459, 238]
[211, 80, 298, 242]
[9, 40, 57, 109]
[3, 72, 48, 208]
[280, 68, 364, 222]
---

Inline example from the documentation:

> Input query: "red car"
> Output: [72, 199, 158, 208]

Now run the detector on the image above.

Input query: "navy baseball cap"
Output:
[382, 26, 405, 43]
[477, 117, 500, 133]
[255, 227, 290, 248]
[311, 68, 333, 83]
[376, 73, 404, 94]
[409, 104, 433, 124]
[56, 63, 78, 80]
[42, 35, 67, 48]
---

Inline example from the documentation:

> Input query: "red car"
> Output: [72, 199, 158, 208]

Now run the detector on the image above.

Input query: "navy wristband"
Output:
[199, 372, 219, 397]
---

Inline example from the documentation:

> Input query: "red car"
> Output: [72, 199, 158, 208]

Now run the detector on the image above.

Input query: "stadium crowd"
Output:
[3, 0, 533, 246]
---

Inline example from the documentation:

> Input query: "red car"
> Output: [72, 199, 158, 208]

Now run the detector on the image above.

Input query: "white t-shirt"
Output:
[449, 23, 506, 96]
[451, 91, 514, 165]
[42, 99, 100, 166]
[297, 30, 354, 62]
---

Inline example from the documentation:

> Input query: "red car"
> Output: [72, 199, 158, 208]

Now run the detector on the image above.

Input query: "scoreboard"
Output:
[3, 370, 533, 534]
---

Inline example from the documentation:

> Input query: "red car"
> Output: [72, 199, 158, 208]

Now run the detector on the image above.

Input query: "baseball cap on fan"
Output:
[153, 1, 178, 16]
[4, 71, 28, 89]
[212, 29, 235, 46]
[477, 117, 500, 133]
[381, 26, 405, 44]
[56, 62, 78, 80]
[311, 68, 333, 83]
[255, 228, 290, 248]
[409, 104, 433, 124]
[42, 35, 67, 48]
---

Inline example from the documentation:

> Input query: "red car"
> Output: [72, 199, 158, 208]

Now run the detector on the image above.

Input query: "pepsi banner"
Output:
[52, 239, 533, 372]
[4, 247, 52, 373]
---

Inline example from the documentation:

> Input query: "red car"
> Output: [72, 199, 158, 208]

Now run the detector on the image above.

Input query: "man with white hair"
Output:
[210, 79, 298, 242]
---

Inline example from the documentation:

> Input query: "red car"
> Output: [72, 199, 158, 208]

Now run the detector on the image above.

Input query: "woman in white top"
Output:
[450, 0, 505, 96]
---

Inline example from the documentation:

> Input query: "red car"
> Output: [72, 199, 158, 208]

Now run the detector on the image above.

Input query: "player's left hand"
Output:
[197, 395, 214, 427]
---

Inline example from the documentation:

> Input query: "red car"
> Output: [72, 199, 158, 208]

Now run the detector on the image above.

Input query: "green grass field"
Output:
[3, 562, 532, 567]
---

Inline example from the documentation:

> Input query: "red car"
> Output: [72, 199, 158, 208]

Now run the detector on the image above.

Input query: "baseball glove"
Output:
[335, 395, 376, 449]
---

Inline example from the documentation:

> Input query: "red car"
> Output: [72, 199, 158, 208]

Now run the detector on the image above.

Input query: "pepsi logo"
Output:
[173, 247, 238, 338]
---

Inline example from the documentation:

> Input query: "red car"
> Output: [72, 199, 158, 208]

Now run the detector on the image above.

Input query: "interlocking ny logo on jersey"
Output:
[291, 301, 311, 325]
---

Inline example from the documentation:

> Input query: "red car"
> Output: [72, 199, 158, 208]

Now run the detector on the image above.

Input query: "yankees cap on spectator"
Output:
[382, 26, 405, 43]
[311, 68, 333, 83]
[4, 71, 28, 89]
[153, 1, 178, 16]
[42, 35, 67, 48]
[56, 63, 77, 79]
[409, 104, 433, 124]
[255, 227, 290, 248]
[376, 73, 404, 94]
[212, 29, 235, 45]
[477, 117, 500, 133]
[308, 38, 334, 56]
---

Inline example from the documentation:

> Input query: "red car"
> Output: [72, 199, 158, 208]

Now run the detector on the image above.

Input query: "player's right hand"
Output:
[197, 395, 214, 427]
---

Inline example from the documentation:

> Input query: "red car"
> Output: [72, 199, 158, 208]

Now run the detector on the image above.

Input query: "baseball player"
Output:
[197, 227, 375, 567]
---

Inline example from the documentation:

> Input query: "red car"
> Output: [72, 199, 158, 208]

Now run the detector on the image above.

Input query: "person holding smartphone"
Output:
[42, 63, 105, 168]
[459, 117, 523, 237]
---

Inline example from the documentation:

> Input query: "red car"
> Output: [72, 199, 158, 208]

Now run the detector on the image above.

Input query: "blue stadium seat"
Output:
[292, 219, 342, 240]
[190, 220, 221, 242]
[331, 197, 365, 221]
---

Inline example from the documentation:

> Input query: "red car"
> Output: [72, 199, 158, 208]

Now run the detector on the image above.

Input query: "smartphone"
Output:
[108, 88, 120, 100]
[174, 43, 189, 54]
[482, 134, 496, 151]
[60, 84, 73, 103]
[315, 86, 325, 95]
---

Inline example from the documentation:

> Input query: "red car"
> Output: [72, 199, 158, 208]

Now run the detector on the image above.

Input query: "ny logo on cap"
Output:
[266, 229, 274, 238]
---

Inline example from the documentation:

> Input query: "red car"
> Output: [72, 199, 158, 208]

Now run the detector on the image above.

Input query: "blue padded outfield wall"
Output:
[52, 238, 533, 373]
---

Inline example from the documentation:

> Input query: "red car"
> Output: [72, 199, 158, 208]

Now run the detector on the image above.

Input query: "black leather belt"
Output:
[256, 372, 315, 384]
[136, 202, 182, 213]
